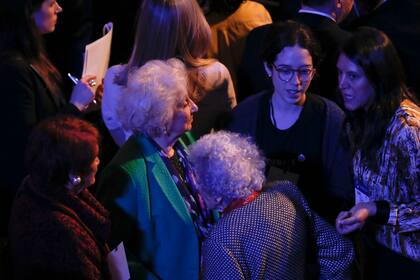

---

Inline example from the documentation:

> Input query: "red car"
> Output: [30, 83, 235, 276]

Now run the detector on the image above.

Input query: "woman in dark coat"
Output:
[9, 116, 111, 279]
[0, 0, 97, 236]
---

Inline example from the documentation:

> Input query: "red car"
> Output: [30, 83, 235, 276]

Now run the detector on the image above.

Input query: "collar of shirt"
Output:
[298, 8, 336, 22]
[374, 0, 387, 10]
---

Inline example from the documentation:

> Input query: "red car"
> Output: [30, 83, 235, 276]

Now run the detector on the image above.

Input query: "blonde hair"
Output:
[117, 0, 213, 85]
[117, 58, 188, 138]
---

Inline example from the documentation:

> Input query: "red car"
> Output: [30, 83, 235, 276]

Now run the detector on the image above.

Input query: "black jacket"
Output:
[0, 52, 79, 235]
[294, 12, 351, 104]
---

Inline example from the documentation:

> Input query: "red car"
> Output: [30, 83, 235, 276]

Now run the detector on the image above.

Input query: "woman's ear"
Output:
[263, 62, 272, 78]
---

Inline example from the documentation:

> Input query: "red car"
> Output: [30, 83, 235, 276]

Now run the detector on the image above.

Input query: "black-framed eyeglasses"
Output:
[272, 65, 315, 82]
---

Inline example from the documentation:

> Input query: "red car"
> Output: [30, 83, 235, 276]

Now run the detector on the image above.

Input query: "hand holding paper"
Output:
[82, 22, 113, 91]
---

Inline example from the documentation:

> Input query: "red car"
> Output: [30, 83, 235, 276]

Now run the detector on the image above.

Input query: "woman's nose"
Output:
[55, 2, 63, 13]
[290, 71, 303, 85]
[338, 75, 347, 89]
[190, 98, 198, 113]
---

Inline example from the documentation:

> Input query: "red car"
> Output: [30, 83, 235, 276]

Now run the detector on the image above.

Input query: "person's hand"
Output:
[84, 81, 104, 112]
[69, 75, 96, 111]
[94, 79, 104, 104]
[335, 202, 377, 234]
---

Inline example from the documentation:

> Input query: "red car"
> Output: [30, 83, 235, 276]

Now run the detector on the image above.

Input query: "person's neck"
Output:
[223, 191, 260, 214]
[153, 134, 178, 158]
[272, 92, 306, 113]
[374, 0, 387, 10]
[270, 93, 305, 130]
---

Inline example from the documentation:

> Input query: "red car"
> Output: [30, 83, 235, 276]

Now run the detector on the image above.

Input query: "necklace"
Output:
[223, 191, 261, 214]
[270, 97, 278, 128]
[159, 146, 175, 158]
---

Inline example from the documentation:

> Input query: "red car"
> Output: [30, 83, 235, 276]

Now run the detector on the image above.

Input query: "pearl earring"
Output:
[70, 176, 81, 186]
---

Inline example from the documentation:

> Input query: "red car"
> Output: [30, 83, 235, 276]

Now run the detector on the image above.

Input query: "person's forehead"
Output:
[274, 46, 313, 65]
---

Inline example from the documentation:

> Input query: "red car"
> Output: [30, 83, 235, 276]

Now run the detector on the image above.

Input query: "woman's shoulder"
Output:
[103, 64, 127, 114]
[265, 181, 306, 203]
[398, 99, 420, 127]
[106, 64, 126, 76]
[388, 99, 420, 144]
[229, 91, 270, 122]
[308, 94, 346, 131]
[196, 60, 231, 84]
[236, 90, 270, 109]
[105, 134, 153, 170]
[0, 52, 32, 77]
[104, 64, 126, 84]
[310, 94, 344, 114]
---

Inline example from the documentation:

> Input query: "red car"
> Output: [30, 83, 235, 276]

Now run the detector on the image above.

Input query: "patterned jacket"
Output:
[353, 99, 420, 261]
[202, 182, 354, 279]
[9, 177, 111, 279]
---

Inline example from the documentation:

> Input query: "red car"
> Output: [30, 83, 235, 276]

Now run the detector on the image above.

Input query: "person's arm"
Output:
[0, 60, 38, 190]
[202, 237, 245, 280]
[225, 92, 265, 139]
[322, 99, 355, 219]
[312, 211, 354, 280]
[96, 165, 159, 279]
[68, 74, 96, 111]
[386, 124, 420, 233]
[281, 182, 354, 280]
[337, 123, 420, 234]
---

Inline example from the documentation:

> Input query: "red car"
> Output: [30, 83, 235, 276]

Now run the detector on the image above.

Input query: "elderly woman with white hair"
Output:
[188, 131, 355, 280]
[96, 58, 213, 279]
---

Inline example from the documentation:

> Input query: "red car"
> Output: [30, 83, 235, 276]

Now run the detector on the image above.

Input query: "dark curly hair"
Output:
[261, 20, 322, 68]
[25, 116, 100, 190]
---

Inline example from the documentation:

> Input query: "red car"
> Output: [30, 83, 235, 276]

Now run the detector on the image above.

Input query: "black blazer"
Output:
[0, 52, 79, 235]
[349, 0, 420, 98]
[294, 12, 351, 103]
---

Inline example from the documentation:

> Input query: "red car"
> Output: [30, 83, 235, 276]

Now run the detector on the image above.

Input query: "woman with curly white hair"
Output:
[96, 58, 214, 279]
[188, 131, 355, 280]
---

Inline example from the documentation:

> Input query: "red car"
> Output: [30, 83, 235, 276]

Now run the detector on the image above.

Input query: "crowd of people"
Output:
[0, 0, 418, 279]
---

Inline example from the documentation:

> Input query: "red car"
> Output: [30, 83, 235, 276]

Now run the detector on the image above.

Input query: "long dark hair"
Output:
[0, 0, 61, 96]
[341, 27, 413, 167]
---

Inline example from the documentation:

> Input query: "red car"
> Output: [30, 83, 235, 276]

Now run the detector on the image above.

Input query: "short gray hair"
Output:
[118, 58, 188, 137]
[188, 131, 266, 210]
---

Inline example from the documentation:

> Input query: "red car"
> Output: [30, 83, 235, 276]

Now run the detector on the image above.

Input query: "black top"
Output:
[348, 0, 420, 99]
[0, 52, 80, 236]
[256, 93, 329, 218]
[227, 90, 355, 223]
[293, 12, 351, 103]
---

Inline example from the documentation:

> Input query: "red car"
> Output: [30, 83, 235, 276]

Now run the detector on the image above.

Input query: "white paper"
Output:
[107, 241, 130, 280]
[82, 22, 113, 88]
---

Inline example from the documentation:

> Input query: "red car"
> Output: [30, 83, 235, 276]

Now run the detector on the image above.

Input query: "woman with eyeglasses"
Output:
[227, 21, 354, 223]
